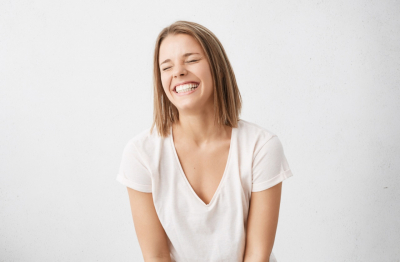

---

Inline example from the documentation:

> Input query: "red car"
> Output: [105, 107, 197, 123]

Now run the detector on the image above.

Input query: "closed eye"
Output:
[162, 60, 199, 71]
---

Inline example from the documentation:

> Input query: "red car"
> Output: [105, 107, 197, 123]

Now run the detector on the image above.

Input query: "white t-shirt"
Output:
[116, 119, 293, 262]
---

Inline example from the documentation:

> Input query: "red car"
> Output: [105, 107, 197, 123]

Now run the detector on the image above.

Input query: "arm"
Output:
[126, 187, 171, 262]
[243, 182, 282, 262]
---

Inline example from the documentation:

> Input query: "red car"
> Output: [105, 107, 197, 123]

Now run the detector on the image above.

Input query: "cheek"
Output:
[198, 64, 212, 83]
[199, 67, 213, 89]
[161, 75, 171, 94]
[160, 73, 166, 87]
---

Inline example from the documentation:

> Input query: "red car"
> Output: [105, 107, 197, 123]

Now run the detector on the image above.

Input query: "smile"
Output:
[174, 83, 200, 95]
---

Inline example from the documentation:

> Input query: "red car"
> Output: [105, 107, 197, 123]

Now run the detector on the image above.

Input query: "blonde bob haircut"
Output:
[150, 20, 242, 138]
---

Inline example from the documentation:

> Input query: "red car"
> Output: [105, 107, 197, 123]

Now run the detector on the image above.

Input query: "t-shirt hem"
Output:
[251, 169, 293, 192]
[116, 174, 152, 193]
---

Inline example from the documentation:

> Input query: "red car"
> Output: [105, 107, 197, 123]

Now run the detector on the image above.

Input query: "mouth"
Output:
[173, 82, 200, 94]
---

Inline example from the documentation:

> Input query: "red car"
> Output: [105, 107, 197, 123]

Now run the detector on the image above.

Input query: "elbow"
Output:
[243, 252, 271, 262]
[144, 254, 172, 262]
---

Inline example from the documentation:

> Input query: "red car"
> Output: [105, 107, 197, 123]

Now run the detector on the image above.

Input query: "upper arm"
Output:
[244, 182, 282, 261]
[244, 135, 293, 260]
[251, 136, 292, 193]
[127, 187, 171, 261]
[116, 139, 171, 260]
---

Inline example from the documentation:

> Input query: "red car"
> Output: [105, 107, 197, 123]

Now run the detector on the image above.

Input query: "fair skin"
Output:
[126, 33, 282, 262]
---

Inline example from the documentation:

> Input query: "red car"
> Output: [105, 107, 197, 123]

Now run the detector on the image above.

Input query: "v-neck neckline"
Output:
[169, 124, 236, 207]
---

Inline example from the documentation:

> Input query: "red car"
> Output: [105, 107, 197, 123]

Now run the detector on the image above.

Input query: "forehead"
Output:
[159, 34, 203, 60]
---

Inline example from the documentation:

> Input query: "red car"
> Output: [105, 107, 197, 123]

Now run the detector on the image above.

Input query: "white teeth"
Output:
[175, 83, 199, 93]
[176, 87, 196, 93]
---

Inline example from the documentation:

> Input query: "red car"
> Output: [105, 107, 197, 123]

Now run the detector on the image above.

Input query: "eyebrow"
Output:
[160, 52, 200, 66]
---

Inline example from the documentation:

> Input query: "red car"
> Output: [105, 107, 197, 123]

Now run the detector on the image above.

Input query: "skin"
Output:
[243, 182, 282, 262]
[159, 33, 233, 206]
[159, 33, 231, 146]
[127, 33, 282, 262]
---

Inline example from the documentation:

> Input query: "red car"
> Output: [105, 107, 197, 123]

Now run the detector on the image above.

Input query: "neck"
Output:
[172, 112, 231, 146]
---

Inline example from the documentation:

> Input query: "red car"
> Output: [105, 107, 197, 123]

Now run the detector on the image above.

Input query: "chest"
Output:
[173, 139, 231, 206]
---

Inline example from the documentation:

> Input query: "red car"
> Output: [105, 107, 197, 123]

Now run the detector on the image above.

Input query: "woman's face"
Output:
[159, 34, 214, 113]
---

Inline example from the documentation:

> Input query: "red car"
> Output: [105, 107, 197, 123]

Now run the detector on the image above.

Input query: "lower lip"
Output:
[174, 84, 200, 96]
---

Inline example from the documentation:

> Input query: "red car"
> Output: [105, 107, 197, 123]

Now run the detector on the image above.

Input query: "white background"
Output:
[1, 0, 399, 261]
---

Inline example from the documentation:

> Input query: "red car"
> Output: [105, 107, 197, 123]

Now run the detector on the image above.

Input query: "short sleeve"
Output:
[116, 139, 152, 193]
[251, 135, 293, 192]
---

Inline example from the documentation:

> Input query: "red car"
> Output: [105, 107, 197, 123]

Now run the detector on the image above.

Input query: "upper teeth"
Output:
[176, 83, 199, 92]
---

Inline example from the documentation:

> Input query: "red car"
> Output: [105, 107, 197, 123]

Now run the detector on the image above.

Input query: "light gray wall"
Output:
[1, 0, 399, 261]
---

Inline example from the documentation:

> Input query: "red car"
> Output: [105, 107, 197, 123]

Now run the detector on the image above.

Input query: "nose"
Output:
[173, 64, 187, 78]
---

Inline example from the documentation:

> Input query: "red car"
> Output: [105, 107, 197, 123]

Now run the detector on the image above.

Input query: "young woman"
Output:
[117, 20, 293, 262]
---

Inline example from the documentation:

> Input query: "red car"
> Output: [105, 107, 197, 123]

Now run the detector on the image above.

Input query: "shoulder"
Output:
[124, 127, 162, 156]
[237, 119, 278, 146]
